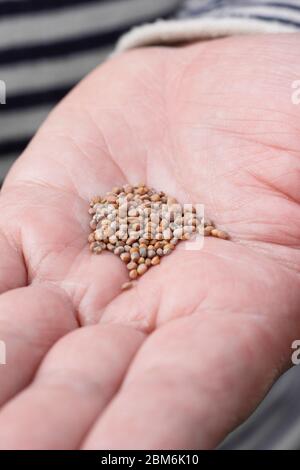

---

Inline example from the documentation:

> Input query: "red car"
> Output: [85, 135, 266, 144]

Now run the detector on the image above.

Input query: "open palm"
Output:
[0, 34, 299, 450]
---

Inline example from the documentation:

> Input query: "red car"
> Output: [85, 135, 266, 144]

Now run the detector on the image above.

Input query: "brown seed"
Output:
[211, 229, 229, 240]
[139, 246, 147, 258]
[121, 281, 134, 291]
[147, 249, 156, 259]
[145, 258, 152, 267]
[94, 229, 103, 241]
[88, 233, 95, 243]
[136, 187, 146, 195]
[112, 186, 122, 194]
[91, 196, 101, 205]
[131, 252, 140, 262]
[89, 242, 99, 252]
[114, 246, 124, 256]
[129, 269, 138, 280]
[106, 195, 117, 203]
[127, 261, 138, 270]
[109, 235, 118, 244]
[151, 194, 160, 202]
[138, 257, 145, 264]
[120, 252, 131, 263]
[204, 225, 214, 236]
[137, 263, 148, 276]
[124, 184, 133, 194]
[167, 196, 177, 205]
[156, 248, 163, 257]
[151, 256, 160, 266]
[218, 230, 229, 240]
[163, 244, 172, 255]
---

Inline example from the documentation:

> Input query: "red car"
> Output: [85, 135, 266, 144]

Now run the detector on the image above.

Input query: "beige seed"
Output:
[163, 244, 172, 255]
[120, 252, 131, 263]
[121, 281, 134, 291]
[127, 261, 138, 270]
[88, 233, 95, 243]
[163, 228, 172, 240]
[129, 269, 138, 280]
[124, 185, 133, 194]
[112, 186, 122, 194]
[211, 229, 229, 240]
[156, 248, 163, 257]
[173, 228, 183, 239]
[114, 246, 124, 256]
[137, 264, 148, 276]
[151, 256, 160, 266]
[109, 235, 118, 244]
[204, 225, 214, 236]
[139, 246, 147, 258]
[131, 252, 140, 262]
[128, 208, 139, 217]
[94, 230, 104, 241]
[91, 196, 101, 205]
[138, 257, 145, 264]
[106, 195, 117, 203]
[147, 249, 156, 259]
[145, 258, 152, 267]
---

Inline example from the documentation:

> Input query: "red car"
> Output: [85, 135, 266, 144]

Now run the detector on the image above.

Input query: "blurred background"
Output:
[0, 0, 299, 450]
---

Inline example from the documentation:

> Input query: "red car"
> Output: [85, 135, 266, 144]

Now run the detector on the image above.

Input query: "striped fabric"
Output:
[178, 0, 300, 27]
[0, 0, 182, 183]
[0, 0, 300, 450]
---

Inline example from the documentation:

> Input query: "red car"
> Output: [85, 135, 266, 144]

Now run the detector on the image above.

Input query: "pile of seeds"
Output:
[88, 184, 229, 289]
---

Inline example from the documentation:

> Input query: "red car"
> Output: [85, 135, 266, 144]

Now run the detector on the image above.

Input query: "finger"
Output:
[0, 284, 77, 406]
[83, 305, 300, 450]
[0, 324, 145, 450]
[0, 229, 26, 294]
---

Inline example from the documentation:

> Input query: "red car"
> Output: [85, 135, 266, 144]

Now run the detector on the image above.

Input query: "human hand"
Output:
[0, 34, 299, 449]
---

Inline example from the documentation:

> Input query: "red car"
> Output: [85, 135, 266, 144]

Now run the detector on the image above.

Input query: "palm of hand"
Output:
[0, 34, 299, 449]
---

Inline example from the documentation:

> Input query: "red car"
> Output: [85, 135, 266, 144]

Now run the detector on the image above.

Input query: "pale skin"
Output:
[0, 34, 299, 449]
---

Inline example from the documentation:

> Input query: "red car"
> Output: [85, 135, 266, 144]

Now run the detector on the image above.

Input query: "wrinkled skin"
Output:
[0, 34, 299, 450]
